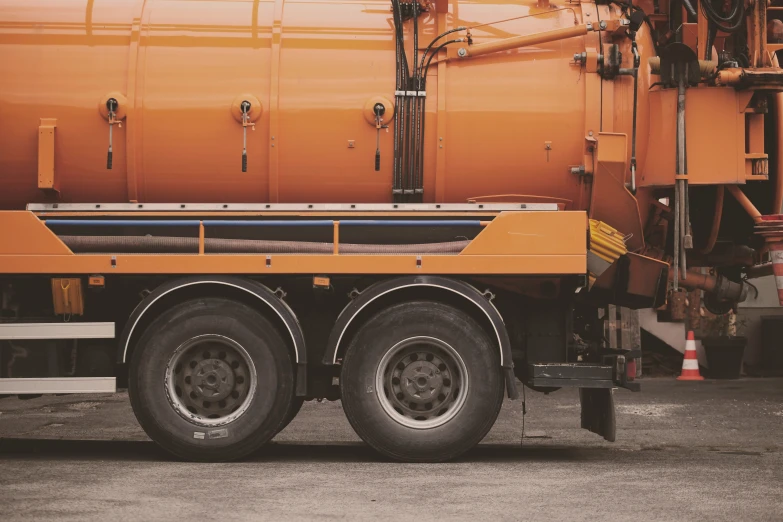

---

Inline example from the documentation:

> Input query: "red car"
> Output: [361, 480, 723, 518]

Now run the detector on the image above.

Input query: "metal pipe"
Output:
[46, 219, 485, 228]
[745, 262, 774, 279]
[58, 235, 471, 255]
[673, 185, 680, 290]
[648, 57, 717, 76]
[696, 186, 724, 255]
[628, 47, 639, 194]
[673, 271, 749, 302]
[675, 63, 688, 282]
[45, 219, 202, 227]
[775, 93, 783, 214]
[459, 24, 589, 58]
[726, 185, 763, 223]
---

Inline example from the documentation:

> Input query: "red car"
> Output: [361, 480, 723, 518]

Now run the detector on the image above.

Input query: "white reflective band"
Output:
[685, 340, 696, 351]
[776, 275, 783, 290]
[682, 359, 699, 370]
[773, 250, 783, 264]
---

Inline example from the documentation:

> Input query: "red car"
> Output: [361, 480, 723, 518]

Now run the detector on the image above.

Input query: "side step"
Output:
[0, 377, 116, 394]
[0, 322, 116, 394]
[528, 363, 615, 389]
[0, 322, 115, 340]
[527, 361, 641, 391]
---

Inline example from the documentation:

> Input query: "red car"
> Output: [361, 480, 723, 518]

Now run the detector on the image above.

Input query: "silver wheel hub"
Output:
[165, 334, 257, 427]
[376, 336, 469, 430]
[191, 359, 234, 401]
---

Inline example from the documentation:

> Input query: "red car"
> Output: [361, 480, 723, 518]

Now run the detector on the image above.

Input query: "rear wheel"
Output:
[340, 301, 504, 462]
[129, 297, 294, 461]
[276, 396, 305, 435]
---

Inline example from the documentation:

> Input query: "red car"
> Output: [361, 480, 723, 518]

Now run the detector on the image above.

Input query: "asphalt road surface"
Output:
[1, 378, 781, 521]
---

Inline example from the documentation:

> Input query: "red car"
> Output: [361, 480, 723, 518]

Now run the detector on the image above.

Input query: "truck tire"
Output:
[340, 300, 504, 462]
[275, 396, 305, 436]
[129, 297, 294, 462]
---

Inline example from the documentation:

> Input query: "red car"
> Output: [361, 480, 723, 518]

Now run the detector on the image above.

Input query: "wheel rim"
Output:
[164, 334, 257, 427]
[375, 336, 469, 430]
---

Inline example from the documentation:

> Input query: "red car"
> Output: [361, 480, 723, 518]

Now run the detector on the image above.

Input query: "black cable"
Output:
[418, 26, 466, 77]
[705, 22, 716, 60]
[409, 0, 420, 200]
[421, 39, 463, 78]
[701, 0, 745, 34]
[391, 0, 407, 198]
[609, 2, 659, 55]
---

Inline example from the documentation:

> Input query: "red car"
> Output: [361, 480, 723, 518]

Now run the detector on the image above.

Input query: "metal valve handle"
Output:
[373, 103, 386, 172]
[241, 100, 254, 173]
[106, 98, 119, 170]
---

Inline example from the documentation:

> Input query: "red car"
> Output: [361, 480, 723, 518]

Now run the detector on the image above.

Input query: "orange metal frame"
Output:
[0, 210, 588, 276]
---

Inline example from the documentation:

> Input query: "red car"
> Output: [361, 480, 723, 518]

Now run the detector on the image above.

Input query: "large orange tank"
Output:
[0, 0, 653, 211]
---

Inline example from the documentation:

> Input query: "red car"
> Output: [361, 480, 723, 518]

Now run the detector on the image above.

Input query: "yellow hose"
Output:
[588, 220, 628, 286]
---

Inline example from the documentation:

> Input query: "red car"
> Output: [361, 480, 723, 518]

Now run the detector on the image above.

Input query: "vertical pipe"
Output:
[673, 189, 680, 290]
[727, 184, 764, 222]
[198, 221, 205, 255]
[333, 221, 340, 255]
[776, 93, 783, 214]
[675, 65, 688, 281]
[629, 67, 639, 194]
[696, 185, 724, 255]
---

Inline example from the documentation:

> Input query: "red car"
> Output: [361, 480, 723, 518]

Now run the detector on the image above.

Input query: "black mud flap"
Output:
[580, 388, 616, 442]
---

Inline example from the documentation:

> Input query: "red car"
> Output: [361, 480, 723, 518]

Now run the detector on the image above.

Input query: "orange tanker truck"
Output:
[0, 0, 781, 462]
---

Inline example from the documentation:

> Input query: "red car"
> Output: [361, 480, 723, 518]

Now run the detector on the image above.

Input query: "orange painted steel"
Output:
[696, 186, 724, 255]
[452, 23, 589, 58]
[198, 222, 205, 255]
[0, 253, 587, 276]
[333, 221, 340, 255]
[0, 210, 586, 275]
[0, 0, 779, 285]
[776, 93, 783, 214]
[0, 0, 653, 232]
[727, 185, 764, 224]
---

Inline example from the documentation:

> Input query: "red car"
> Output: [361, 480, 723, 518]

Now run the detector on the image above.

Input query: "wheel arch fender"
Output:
[118, 276, 307, 395]
[322, 275, 518, 399]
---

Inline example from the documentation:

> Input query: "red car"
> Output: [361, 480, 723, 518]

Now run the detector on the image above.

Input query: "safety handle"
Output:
[106, 98, 119, 170]
[373, 102, 385, 173]
[240, 100, 253, 173]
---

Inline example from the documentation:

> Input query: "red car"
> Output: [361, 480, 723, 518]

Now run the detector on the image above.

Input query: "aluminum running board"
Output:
[0, 377, 116, 394]
[28, 202, 560, 213]
[0, 323, 116, 394]
[0, 322, 115, 340]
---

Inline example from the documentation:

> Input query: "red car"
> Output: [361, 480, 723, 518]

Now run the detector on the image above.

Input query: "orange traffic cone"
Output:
[677, 330, 704, 381]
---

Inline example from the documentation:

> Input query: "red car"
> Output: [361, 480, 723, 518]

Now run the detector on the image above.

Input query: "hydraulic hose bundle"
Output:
[391, 0, 426, 201]
[390, 0, 466, 202]
[701, 0, 746, 61]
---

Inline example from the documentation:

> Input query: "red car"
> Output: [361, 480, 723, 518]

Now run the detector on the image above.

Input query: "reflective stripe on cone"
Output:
[677, 330, 704, 381]
[772, 246, 783, 306]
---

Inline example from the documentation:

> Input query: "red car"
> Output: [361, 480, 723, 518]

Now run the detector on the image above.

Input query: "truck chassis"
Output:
[0, 203, 656, 461]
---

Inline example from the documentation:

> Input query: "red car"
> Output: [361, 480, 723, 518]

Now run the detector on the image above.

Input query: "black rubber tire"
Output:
[340, 300, 505, 462]
[129, 297, 294, 462]
[275, 396, 305, 435]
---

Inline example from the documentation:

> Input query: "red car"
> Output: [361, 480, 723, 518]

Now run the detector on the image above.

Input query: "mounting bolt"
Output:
[457, 48, 467, 58]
